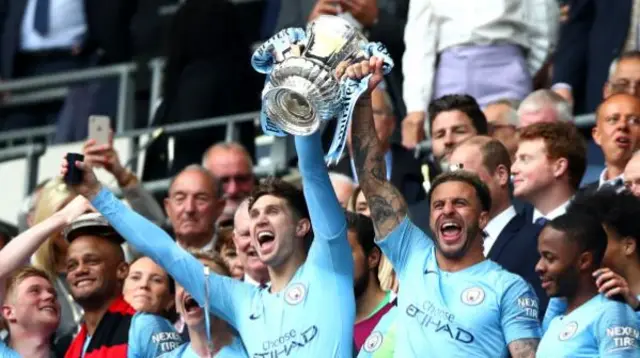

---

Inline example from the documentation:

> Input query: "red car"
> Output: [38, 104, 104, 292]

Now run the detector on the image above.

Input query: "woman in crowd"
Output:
[166, 250, 247, 357]
[0, 196, 91, 357]
[123, 256, 176, 319]
[214, 228, 244, 280]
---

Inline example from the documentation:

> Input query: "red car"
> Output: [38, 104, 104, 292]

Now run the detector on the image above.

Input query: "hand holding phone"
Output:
[88, 115, 111, 146]
[64, 153, 85, 185]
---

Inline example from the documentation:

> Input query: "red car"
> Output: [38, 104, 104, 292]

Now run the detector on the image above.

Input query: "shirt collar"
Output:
[532, 199, 572, 223]
[598, 168, 624, 188]
[484, 206, 517, 241]
[177, 235, 216, 252]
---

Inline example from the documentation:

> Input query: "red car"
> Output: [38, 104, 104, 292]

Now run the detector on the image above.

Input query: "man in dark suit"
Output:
[582, 93, 640, 195]
[331, 85, 426, 205]
[448, 135, 547, 316]
[0, 0, 135, 132]
[552, 0, 634, 114]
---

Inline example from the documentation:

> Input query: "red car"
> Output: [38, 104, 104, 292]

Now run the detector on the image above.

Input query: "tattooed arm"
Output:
[508, 339, 539, 358]
[347, 59, 408, 238]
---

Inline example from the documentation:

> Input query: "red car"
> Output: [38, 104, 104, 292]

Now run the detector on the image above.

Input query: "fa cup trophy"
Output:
[251, 15, 394, 165]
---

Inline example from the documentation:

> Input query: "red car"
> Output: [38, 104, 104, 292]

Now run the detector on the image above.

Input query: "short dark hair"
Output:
[518, 122, 587, 190]
[428, 94, 488, 136]
[249, 177, 309, 221]
[548, 212, 608, 268]
[428, 171, 492, 212]
[345, 211, 377, 256]
[569, 189, 640, 260]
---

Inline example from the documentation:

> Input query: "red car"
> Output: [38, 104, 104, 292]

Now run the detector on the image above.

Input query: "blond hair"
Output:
[3, 266, 53, 304]
[32, 178, 76, 276]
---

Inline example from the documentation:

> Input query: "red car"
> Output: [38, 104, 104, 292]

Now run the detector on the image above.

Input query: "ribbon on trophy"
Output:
[252, 28, 308, 138]
[326, 43, 393, 165]
[251, 24, 394, 165]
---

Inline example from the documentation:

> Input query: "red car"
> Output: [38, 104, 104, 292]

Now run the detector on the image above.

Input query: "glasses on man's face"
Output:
[219, 174, 253, 186]
[610, 79, 640, 95]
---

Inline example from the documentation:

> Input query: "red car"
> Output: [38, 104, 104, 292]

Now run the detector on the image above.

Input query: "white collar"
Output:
[484, 206, 517, 242]
[243, 273, 263, 287]
[532, 199, 572, 223]
[483, 206, 516, 256]
[598, 168, 624, 188]
[177, 236, 216, 253]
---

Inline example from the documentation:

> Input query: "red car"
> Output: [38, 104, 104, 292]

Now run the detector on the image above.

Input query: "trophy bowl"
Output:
[262, 15, 368, 136]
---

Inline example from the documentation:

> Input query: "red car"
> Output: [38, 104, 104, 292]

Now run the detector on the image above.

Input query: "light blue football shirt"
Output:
[158, 337, 247, 357]
[357, 305, 398, 358]
[0, 341, 20, 358]
[129, 312, 184, 357]
[91, 133, 354, 358]
[377, 217, 542, 357]
[537, 294, 640, 357]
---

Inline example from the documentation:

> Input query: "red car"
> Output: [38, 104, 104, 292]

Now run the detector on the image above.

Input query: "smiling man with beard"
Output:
[62, 112, 354, 356]
[535, 213, 640, 357]
[63, 214, 182, 358]
[345, 57, 541, 357]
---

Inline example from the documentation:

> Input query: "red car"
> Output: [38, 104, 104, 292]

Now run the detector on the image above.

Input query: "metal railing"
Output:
[0, 63, 138, 133]
[0, 110, 291, 195]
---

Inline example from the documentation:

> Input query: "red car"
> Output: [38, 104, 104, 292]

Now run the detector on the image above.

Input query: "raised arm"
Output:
[0, 195, 90, 297]
[60, 160, 253, 328]
[295, 132, 346, 240]
[345, 59, 408, 238]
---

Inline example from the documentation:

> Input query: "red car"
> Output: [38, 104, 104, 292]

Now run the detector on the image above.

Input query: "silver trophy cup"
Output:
[262, 16, 367, 136]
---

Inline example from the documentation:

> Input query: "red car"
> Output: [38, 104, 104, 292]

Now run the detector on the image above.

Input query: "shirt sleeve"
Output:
[91, 188, 255, 328]
[376, 217, 432, 279]
[294, 133, 351, 275]
[0, 341, 20, 358]
[402, 0, 438, 113]
[524, 0, 559, 75]
[128, 313, 183, 358]
[542, 298, 567, 334]
[500, 277, 542, 344]
[594, 302, 640, 357]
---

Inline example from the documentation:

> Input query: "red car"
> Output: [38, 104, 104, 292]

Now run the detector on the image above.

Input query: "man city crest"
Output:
[461, 287, 485, 306]
[559, 322, 579, 341]
[284, 283, 307, 305]
[363, 331, 383, 353]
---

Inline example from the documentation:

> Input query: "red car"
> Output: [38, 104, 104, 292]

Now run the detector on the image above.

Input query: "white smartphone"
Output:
[88, 115, 111, 146]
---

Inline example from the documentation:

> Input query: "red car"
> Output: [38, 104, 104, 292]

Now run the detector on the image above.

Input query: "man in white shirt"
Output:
[401, 0, 560, 148]
[449, 135, 547, 315]
[582, 93, 640, 193]
[164, 165, 224, 252]
[512, 121, 588, 224]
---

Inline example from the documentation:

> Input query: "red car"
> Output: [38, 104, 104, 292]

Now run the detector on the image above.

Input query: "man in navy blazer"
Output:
[448, 135, 548, 317]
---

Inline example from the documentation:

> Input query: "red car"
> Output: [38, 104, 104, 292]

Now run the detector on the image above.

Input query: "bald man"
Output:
[583, 93, 640, 194]
[232, 199, 269, 286]
[202, 142, 255, 206]
[624, 151, 640, 197]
